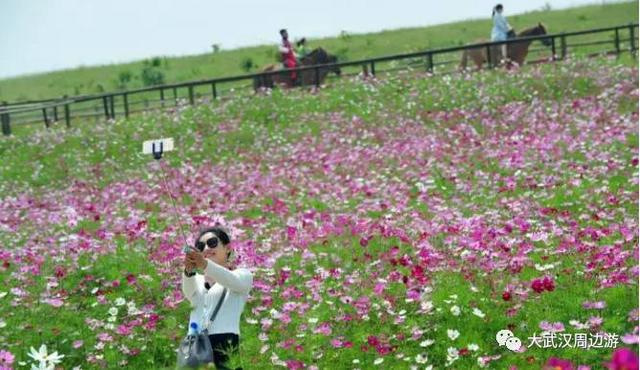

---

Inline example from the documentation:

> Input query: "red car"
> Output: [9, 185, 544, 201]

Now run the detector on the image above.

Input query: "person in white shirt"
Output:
[183, 225, 253, 370]
[491, 4, 514, 63]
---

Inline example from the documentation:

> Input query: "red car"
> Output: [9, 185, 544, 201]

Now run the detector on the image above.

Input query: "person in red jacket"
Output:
[279, 29, 298, 84]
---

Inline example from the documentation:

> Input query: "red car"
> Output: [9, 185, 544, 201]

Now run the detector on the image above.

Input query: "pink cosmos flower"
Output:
[97, 332, 113, 342]
[43, 297, 64, 307]
[544, 357, 574, 370]
[583, 301, 606, 309]
[540, 321, 565, 332]
[117, 324, 132, 336]
[285, 360, 305, 370]
[604, 348, 639, 370]
[0, 350, 15, 367]
[313, 322, 331, 335]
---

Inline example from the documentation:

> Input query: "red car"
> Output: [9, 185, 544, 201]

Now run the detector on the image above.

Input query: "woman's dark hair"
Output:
[195, 224, 232, 257]
[296, 38, 306, 47]
[493, 4, 503, 16]
[279, 29, 287, 36]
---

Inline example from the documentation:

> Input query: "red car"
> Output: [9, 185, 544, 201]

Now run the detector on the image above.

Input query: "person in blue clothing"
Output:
[491, 4, 515, 63]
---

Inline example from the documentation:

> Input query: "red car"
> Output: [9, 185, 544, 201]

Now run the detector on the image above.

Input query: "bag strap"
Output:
[208, 287, 228, 323]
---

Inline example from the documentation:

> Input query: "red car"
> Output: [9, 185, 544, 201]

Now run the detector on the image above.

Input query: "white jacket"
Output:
[182, 260, 253, 335]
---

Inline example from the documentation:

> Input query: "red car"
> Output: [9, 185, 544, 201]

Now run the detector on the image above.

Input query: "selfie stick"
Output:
[143, 138, 198, 254]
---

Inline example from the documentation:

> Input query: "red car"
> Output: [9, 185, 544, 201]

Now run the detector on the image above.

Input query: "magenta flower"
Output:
[604, 348, 639, 370]
[543, 357, 574, 370]
[531, 279, 545, 293]
[117, 324, 132, 336]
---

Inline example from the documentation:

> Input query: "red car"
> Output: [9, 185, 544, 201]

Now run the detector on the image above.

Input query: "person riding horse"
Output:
[254, 47, 341, 90]
[296, 38, 310, 58]
[491, 4, 515, 63]
[279, 29, 299, 84]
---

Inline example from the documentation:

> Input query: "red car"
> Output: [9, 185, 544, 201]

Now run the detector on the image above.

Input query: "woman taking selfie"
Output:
[182, 225, 253, 369]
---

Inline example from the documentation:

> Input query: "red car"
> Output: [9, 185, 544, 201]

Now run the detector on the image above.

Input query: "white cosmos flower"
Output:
[374, 358, 384, 365]
[114, 297, 126, 306]
[108, 307, 118, 316]
[472, 308, 485, 318]
[450, 305, 461, 316]
[446, 347, 459, 364]
[468, 343, 480, 351]
[27, 344, 65, 369]
[415, 353, 428, 364]
[447, 329, 460, 340]
[28, 345, 48, 363]
[419, 339, 435, 347]
[30, 363, 53, 370]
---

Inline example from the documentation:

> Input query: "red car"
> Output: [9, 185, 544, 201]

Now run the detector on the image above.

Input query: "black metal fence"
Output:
[1, 23, 637, 136]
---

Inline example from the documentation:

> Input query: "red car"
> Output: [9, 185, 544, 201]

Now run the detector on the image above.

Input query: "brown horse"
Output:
[254, 48, 341, 90]
[460, 23, 551, 70]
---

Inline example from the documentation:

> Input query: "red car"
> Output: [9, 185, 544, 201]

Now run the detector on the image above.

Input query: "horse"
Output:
[254, 48, 341, 90]
[459, 23, 551, 71]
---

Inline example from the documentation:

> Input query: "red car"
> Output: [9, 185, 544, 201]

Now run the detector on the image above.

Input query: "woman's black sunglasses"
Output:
[195, 236, 219, 251]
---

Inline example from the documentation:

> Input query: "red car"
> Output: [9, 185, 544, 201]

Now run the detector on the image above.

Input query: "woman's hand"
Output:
[186, 251, 207, 270]
[184, 254, 196, 272]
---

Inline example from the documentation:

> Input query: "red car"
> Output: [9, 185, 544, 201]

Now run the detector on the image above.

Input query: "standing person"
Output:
[491, 4, 513, 62]
[279, 29, 298, 84]
[183, 225, 253, 370]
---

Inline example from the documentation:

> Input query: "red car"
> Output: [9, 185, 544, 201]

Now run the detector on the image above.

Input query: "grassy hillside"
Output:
[0, 1, 637, 102]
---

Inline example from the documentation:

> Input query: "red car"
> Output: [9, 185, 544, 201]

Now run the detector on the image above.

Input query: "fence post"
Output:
[361, 64, 368, 77]
[173, 87, 178, 106]
[123, 93, 129, 118]
[109, 95, 115, 119]
[188, 85, 194, 105]
[1, 102, 10, 136]
[614, 28, 621, 56]
[314, 66, 320, 88]
[561, 34, 567, 59]
[486, 44, 493, 69]
[42, 108, 50, 128]
[551, 36, 557, 61]
[370, 61, 376, 76]
[53, 105, 58, 122]
[64, 96, 70, 128]
[160, 88, 165, 107]
[212, 83, 217, 100]
[629, 24, 636, 57]
[103, 96, 109, 119]
[426, 52, 433, 73]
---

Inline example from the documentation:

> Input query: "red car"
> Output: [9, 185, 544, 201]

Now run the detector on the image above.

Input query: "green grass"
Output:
[0, 1, 637, 102]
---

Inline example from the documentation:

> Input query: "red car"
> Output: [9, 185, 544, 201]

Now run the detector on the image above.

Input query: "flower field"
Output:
[0, 55, 638, 369]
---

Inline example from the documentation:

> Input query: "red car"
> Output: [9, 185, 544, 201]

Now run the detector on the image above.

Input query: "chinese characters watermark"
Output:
[527, 332, 619, 349]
